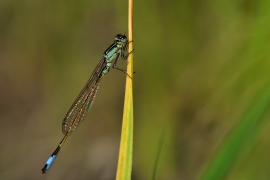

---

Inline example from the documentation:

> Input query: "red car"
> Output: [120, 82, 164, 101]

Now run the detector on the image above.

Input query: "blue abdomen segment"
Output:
[42, 155, 57, 173]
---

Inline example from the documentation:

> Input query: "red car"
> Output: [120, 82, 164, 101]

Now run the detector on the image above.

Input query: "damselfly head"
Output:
[115, 34, 127, 43]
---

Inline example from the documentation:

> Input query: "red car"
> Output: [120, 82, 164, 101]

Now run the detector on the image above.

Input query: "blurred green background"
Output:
[1, 0, 270, 179]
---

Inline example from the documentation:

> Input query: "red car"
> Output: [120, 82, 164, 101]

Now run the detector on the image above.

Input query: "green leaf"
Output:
[199, 81, 270, 180]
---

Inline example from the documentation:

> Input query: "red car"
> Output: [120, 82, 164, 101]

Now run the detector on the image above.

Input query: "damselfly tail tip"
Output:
[41, 165, 48, 174]
[41, 155, 57, 174]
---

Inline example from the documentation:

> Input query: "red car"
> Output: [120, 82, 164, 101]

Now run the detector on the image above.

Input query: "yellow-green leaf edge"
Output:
[116, 0, 134, 179]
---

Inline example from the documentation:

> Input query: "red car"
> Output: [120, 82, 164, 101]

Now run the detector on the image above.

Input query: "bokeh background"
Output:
[1, 0, 270, 179]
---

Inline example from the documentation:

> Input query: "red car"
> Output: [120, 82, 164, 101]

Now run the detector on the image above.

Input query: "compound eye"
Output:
[115, 34, 127, 42]
[115, 34, 121, 40]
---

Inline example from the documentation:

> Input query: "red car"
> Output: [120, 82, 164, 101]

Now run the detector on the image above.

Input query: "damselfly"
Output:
[42, 34, 130, 173]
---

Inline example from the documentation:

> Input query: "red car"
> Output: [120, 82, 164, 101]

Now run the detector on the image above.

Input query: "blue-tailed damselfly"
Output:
[41, 34, 130, 173]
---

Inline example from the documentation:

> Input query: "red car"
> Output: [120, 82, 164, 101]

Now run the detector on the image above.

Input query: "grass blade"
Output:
[116, 0, 134, 179]
[199, 81, 270, 180]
